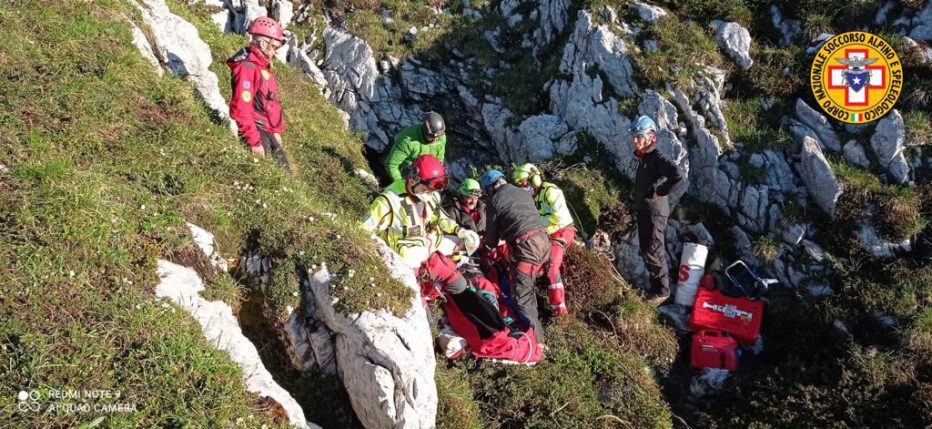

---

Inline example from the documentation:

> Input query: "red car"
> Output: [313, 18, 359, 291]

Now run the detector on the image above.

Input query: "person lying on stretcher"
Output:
[417, 251, 544, 365]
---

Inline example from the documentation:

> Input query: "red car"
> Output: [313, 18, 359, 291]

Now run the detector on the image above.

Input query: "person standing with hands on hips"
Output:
[227, 17, 291, 172]
[631, 116, 684, 307]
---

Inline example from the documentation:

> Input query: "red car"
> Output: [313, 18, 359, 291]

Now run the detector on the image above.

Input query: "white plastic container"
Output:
[674, 243, 709, 306]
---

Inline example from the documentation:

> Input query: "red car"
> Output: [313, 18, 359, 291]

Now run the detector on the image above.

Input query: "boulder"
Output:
[769, 5, 801, 47]
[902, 37, 932, 65]
[710, 20, 753, 70]
[133, 0, 231, 125]
[869, 110, 910, 184]
[511, 114, 577, 162]
[856, 220, 912, 258]
[799, 137, 843, 216]
[628, 1, 667, 23]
[794, 99, 841, 152]
[910, 1, 932, 41]
[843, 140, 871, 168]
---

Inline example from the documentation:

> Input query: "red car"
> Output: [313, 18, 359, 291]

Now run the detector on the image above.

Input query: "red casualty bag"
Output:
[690, 287, 763, 344]
[690, 330, 738, 371]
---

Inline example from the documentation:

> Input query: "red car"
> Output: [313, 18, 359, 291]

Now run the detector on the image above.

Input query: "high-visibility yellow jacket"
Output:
[361, 180, 461, 254]
[535, 182, 574, 235]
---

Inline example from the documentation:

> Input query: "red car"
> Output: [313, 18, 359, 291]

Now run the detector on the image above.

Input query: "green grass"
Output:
[438, 245, 678, 429]
[334, 0, 459, 57]
[633, 15, 725, 90]
[724, 98, 791, 154]
[752, 234, 781, 262]
[904, 111, 932, 147]
[167, 0, 413, 319]
[829, 157, 925, 241]
[0, 0, 411, 426]
[548, 134, 633, 235]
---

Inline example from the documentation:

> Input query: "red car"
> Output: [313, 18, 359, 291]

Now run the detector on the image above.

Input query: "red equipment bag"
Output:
[690, 287, 763, 344]
[690, 330, 738, 371]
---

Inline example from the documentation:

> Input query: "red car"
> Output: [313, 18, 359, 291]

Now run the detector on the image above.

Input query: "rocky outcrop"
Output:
[799, 136, 843, 217]
[156, 260, 318, 429]
[270, 0, 294, 30]
[711, 20, 753, 70]
[499, 0, 572, 56]
[908, 1, 932, 41]
[299, 238, 437, 429]
[672, 87, 730, 210]
[550, 10, 639, 176]
[843, 140, 871, 168]
[870, 110, 911, 184]
[133, 0, 230, 125]
[789, 99, 841, 152]
[129, 22, 163, 77]
[628, 1, 668, 23]
[511, 115, 577, 162]
[857, 220, 912, 258]
[319, 27, 419, 151]
[769, 5, 801, 47]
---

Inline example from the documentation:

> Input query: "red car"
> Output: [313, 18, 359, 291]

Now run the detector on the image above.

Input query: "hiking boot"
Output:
[551, 304, 569, 316]
[646, 291, 671, 307]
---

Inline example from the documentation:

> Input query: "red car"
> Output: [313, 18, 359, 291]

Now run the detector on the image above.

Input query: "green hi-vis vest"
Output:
[361, 180, 459, 253]
[534, 182, 574, 235]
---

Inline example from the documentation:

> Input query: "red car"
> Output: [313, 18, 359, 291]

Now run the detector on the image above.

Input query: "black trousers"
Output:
[258, 129, 292, 173]
[637, 210, 671, 296]
[510, 230, 551, 342]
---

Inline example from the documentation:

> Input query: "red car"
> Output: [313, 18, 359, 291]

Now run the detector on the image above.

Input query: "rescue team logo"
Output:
[810, 31, 903, 124]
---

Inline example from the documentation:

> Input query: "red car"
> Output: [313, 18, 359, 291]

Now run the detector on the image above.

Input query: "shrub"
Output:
[753, 234, 781, 263]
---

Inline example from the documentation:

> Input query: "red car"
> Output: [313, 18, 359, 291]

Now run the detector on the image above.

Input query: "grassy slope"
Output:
[0, 0, 408, 426]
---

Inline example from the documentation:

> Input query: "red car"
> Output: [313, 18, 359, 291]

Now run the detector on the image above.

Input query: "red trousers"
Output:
[546, 226, 576, 310]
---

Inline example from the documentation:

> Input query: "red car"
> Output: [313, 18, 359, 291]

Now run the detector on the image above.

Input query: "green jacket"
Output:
[385, 123, 447, 182]
[361, 180, 460, 253]
[535, 182, 574, 235]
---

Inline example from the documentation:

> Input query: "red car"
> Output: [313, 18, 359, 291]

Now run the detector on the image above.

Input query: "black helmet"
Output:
[422, 111, 445, 142]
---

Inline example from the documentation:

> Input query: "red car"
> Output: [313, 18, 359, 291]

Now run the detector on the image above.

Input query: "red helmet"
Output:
[248, 17, 284, 42]
[406, 154, 448, 191]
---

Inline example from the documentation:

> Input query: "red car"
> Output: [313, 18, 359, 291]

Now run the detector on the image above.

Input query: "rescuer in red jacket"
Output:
[227, 17, 290, 171]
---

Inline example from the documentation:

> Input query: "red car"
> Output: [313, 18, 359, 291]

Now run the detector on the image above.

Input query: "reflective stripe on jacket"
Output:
[534, 182, 573, 235]
[361, 180, 460, 252]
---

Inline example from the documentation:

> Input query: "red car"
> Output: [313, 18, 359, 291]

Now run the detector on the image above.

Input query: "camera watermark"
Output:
[16, 388, 138, 414]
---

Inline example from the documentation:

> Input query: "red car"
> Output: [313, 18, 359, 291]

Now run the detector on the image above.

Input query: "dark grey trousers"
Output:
[510, 230, 551, 342]
[637, 210, 671, 296]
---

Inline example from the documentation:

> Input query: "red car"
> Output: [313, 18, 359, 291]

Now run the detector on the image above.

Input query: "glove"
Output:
[457, 228, 480, 256]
